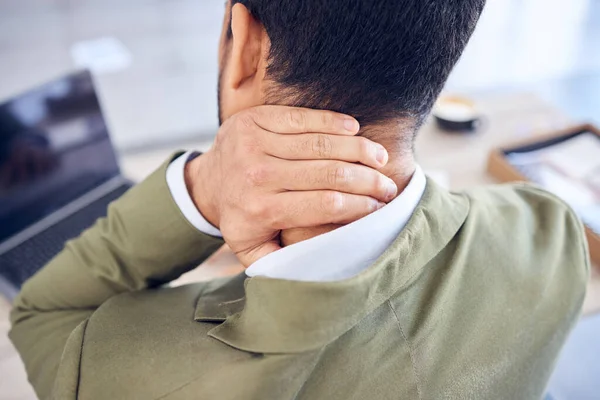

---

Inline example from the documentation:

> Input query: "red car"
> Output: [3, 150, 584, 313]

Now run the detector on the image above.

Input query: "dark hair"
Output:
[230, 0, 485, 135]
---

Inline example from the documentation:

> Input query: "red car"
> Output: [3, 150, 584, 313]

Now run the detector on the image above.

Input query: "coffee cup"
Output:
[432, 96, 483, 133]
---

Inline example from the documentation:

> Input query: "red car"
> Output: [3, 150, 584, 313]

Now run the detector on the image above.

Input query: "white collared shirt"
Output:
[166, 151, 427, 282]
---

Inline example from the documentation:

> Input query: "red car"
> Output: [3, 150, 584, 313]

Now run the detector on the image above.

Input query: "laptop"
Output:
[0, 70, 133, 300]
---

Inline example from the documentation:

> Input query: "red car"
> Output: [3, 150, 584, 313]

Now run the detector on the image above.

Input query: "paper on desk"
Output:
[536, 165, 597, 208]
[543, 133, 600, 180]
[507, 135, 600, 235]
[588, 171, 600, 194]
[507, 159, 596, 207]
[506, 133, 600, 206]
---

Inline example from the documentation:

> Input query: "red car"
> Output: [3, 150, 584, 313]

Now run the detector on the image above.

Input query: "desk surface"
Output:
[1, 91, 599, 400]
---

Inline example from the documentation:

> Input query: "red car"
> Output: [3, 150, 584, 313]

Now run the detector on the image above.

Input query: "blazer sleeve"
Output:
[9, 153, 225, 399]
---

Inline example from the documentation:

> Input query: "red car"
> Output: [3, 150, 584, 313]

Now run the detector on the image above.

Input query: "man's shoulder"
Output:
[463, 181, 576, 215]
[458, 182, 590, 283]
[462, 183, 587, 248]
[390, 182, 591, 398]
[71, 276, 248, 399]
[61, 273, 327, 400]
[86, 274, 244, 341]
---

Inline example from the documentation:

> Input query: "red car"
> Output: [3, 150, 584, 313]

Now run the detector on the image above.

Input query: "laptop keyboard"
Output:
[0, 184, 131, 290]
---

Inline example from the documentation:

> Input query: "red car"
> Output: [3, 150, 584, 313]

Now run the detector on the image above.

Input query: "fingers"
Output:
[275, 160, 398, 203]
[280, 225, 341, 246]
[264, 133, 389, 169]
[269, 191, 386, 230]
[246, 106, 360, 136]
[235, 240, 281, 268]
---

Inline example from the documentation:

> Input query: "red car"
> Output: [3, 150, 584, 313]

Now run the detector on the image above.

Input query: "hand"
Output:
[186, 106, 397, 267]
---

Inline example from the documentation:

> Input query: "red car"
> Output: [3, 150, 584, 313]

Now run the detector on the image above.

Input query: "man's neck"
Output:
[281, 154, 417, 247]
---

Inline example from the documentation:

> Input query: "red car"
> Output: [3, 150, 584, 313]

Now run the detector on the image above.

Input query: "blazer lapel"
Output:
[194, 273, 247, 322]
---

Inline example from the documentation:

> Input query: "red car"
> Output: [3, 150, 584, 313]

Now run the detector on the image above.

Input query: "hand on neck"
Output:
[281, 147, 417, 247]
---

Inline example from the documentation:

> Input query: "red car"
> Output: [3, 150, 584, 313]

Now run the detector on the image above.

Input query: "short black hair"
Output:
[230, 0, 485, 133]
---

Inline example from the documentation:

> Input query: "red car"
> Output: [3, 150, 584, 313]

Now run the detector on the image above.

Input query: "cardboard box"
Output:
[487, 123, 600, 266]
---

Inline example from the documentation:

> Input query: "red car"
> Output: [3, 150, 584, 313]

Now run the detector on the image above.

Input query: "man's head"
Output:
[217, 0, 485, 151]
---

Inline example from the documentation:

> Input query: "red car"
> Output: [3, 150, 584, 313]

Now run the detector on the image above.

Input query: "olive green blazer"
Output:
[9, 155, 590, 400]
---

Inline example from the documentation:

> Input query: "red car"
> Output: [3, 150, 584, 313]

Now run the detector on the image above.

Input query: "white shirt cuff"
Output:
[166, 151, 223, 238]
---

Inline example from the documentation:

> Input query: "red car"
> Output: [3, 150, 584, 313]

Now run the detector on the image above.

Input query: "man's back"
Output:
[12, 162, 588, 399]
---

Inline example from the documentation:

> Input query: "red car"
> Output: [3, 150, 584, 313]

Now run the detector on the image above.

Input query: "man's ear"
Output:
[227, 3, 268, 90]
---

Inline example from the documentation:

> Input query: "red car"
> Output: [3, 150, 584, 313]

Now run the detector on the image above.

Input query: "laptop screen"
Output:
[0, 70, 120, 243]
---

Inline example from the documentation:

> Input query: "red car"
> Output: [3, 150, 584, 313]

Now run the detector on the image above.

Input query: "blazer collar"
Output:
[195, 178, 470, 354]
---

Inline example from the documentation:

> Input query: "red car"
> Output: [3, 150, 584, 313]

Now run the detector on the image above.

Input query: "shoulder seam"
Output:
[387, 300, 422, 400]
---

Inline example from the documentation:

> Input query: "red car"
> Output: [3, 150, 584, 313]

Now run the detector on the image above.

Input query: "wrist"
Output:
[185, 153, 220, 229]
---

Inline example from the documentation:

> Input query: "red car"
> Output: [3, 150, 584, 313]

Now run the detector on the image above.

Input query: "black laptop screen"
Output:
[0, 71, 120, 242]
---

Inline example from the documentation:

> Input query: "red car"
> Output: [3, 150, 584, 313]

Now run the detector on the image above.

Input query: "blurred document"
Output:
[543, 133, 600, 180]
[71, 37, 133, 75]
[506, 132, 600, 235]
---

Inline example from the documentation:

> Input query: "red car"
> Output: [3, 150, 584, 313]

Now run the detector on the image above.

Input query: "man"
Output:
[10, 1, 590, 399]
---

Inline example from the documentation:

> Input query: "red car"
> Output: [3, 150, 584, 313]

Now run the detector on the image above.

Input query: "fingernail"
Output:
[343, 118, 360, 133]
[386, 180, 398, 200]
[376, 201, 386, 210]
[376, 145, 388, 165]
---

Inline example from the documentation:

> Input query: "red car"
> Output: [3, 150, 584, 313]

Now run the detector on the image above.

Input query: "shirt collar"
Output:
[245, 166, 427, 282]
[195, 178, 470, 354]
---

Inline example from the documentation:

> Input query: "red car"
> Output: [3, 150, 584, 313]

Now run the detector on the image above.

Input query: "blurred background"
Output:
[0, 0, 599, 151]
